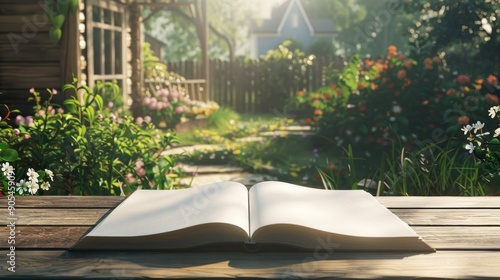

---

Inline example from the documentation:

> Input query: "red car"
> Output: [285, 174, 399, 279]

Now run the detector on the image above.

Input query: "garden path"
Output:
[163, 125, 312, 187]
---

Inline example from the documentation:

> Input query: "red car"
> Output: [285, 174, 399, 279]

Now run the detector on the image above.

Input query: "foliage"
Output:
[143, 0, 265, 61]
[92, 80, 123, 113]
[143, 43, 185, 83]
[259, 40, 315, 112]
[316, 143, 487, 196]
[461, 104, 500, 194]
[0, 84, 181, 195]
[140, 87, 193, 128]
[403, 0, 500, 75]
[294, 45, 497, 161]
[43, 0, 79, 44]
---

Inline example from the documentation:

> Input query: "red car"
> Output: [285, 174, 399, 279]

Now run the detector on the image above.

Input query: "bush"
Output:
[0, 83, 181, 195]
[294, 46, 498, 161]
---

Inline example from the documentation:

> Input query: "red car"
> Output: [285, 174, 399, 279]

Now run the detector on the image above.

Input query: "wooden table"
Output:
[1, 195, 500, 279]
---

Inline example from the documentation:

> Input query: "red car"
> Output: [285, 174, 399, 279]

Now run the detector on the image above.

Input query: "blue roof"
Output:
[252, 0, 336, 35]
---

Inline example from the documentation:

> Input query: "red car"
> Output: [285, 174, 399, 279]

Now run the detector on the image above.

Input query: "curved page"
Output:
[249, 181, 418, 239]
[88, 181, 249, 238]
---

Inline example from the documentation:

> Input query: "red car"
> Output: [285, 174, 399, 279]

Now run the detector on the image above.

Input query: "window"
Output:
[86, 0, 127, 103]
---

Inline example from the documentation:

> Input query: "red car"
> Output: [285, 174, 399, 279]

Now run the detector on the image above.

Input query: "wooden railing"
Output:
[144, 79, 207, 102]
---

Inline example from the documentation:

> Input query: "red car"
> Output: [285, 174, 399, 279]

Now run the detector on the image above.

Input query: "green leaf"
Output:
[0, 149, 19, 162]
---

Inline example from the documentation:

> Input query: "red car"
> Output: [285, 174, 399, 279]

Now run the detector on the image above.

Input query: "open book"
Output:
[72, 181, 434, 252]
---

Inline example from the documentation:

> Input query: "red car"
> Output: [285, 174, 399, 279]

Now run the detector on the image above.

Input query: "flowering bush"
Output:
[294, 46, 498, 160]
[462, 106, 500, 193]
[141, 87, 192, 128]
[0, 83, 181, 195]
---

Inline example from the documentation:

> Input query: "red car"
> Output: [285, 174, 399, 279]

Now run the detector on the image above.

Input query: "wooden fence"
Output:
[166, 56, 344, 114]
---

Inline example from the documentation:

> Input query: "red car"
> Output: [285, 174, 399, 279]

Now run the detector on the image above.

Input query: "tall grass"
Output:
[319, 143, 487, 196]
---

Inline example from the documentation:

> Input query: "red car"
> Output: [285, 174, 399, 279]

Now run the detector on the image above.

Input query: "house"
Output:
[249, 0, 336, 58]
[0, 0, 208, 117]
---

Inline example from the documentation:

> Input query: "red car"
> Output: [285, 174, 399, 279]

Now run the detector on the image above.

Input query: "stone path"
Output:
[166, 124, 311, 187]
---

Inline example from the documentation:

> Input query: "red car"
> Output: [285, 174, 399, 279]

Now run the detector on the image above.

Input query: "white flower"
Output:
[488, 106, 500, 118]
[16, 180, 27, 195]
[494, 128, 500, 138]
[476, 132, 490, 137]
[392, 104, 402, 114]
[40, 181, 50, 191]
[27, 181, 39, 195]
[27, 168, 39, 183]
[45, 169, 54, 181]
[1, 162, 14, 176]
[472, 121, 485, 133]
[461, 125, 473, 135]
[465, 142, 475, 154]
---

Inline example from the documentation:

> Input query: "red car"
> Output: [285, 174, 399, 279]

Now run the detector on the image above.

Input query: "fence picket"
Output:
[166, 56, 344, 114]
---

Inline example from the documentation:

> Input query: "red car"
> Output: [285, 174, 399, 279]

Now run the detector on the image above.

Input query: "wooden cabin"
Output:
[0, 0, 208, 117]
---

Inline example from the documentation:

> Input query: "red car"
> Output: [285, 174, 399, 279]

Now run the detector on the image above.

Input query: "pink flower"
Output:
[144, 116, 152, 123]
[175, 106, 186, 114]
[13, 129, 20, 135]
[29, 88, 35, 94]
[456, 74, 470, 85]
[23, 134, 31, 140]
[107, 101, 114, 109]
[15, 115, 25, 125]
[170, 88, 180, 99]
[25, 116, 34, 126]
[135, 117, 144, 124]
[51, 88, 58, 95]
[38, 110, 45, 116]
[157, 89, 169, 97]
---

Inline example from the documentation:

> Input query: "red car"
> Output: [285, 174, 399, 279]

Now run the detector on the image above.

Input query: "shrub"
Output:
[0, 83, 181, 195]
[294, 46, 497, 161]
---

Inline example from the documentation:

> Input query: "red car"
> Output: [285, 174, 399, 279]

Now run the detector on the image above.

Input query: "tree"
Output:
[144, 0, 266, 61]
[403, 0, 500, 75]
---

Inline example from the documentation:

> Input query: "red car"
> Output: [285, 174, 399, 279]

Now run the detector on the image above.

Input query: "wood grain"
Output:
[390, 209, 500, 226]
[0, 209, 110, 226]
[0, 250, 498, 279]
[377, 196, 500, 208]
[1, 225, 499, 250]
[0, 196, 124, 208]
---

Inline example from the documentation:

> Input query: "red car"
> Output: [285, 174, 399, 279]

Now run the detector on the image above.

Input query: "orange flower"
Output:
[475, 79, 483, 84]
[305, 118, 312, 125]
[432, 56, 441, 64]
[329, 84, 336, 90]
[364, 59, 374, 66]
[387, 45, 397, 55]
[446, 88, 457, 96]
[397, 69, 406, 80]
[297, 90, 305, 97]
[487, 75, 498, 86]
[370, 83, 379, 90]
[457, 115, 470, 125]
[397, 54, 406, 62]
[423, 58, 432, 66]
[314, 108, 324, 116]
[405, 59, 414, 69]
[422, 100, 429, 105]
[485, 93, 499, 105]
[324, 93, 331, 99]
[358, 82, 365, 90]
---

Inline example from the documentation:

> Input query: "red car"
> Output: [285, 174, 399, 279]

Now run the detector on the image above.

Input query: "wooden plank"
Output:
[1, 225, 499, 250]
[413, 226, 500, 250]
[0, 43, 59, 62]
[0, 2, 47, 15]
[0, 15, 51, 33]
[0, 250, 499, 279]
[0, 226, 90, 249]
[377, 196, 500, 208]
[0, 31, 52, 45]
[0, 196, 124, 208]
[0, 63, 60, 88]
[0, 209, 110, 226]
[391, 209, 500, 226]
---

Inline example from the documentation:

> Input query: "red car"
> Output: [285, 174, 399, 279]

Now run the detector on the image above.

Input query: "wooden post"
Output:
[129, 2, 144, 117]
[59, 4, 81, 101]
[201, 0, 209, 101]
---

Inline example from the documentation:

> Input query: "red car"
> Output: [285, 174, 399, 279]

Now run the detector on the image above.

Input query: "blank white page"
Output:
[249, 181, 418, 238]
[88, 181, 249, 237]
